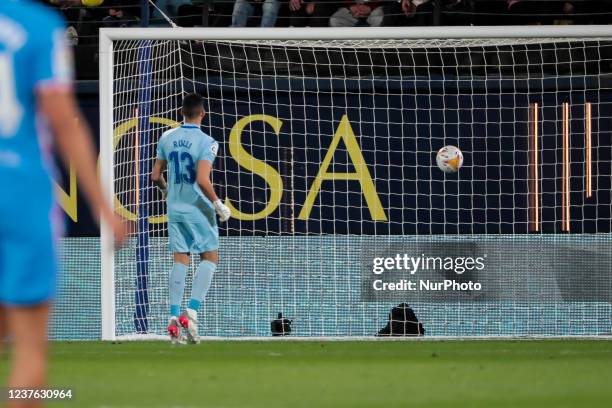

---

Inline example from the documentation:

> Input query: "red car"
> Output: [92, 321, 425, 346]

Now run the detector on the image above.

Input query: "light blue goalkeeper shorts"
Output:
[168, 219, 219, 254]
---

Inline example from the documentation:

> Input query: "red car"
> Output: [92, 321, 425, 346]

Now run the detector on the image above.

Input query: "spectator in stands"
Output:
[554, 2, 576, 25]
[46, 0, 96, 45]
[231, 0, 281, 27]
[152, 0, 209, 26]
[102, 0, 140, 27]
[329, 0, 384, 27]
[398, 0, 432, 25]
[288, 0, 334, 27]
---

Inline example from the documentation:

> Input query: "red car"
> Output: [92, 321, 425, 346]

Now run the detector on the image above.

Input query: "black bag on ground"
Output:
[377, 303, 424, 337]
[270, 313, 292, 336]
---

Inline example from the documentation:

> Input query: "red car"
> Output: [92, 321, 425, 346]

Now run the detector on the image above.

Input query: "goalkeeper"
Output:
[151, 93, 231, 344]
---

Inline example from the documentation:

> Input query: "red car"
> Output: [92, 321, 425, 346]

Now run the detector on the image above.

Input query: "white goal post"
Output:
[99, 26, 612, 341]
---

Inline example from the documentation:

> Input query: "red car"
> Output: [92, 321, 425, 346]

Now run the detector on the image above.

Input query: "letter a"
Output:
[298, 115, 387, 221]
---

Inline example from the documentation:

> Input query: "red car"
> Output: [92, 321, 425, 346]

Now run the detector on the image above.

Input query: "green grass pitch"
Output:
[2, 340, 612, 407]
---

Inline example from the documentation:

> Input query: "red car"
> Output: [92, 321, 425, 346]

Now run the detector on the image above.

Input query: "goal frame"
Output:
[99, 25, 612, 341]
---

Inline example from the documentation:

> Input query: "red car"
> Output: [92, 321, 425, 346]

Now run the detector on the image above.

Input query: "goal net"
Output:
[100, 27, 612, 340]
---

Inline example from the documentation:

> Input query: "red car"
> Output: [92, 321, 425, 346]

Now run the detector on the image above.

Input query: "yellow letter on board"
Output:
[225, 115, 284, 221]
[298, 115, 386, 221]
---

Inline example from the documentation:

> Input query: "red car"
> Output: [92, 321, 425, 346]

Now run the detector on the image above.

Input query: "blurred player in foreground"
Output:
[0, 1, 126, 407]
[151, 93, 231, 344]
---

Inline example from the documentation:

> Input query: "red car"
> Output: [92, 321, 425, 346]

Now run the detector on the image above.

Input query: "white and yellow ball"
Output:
[436, 145, 463, 173]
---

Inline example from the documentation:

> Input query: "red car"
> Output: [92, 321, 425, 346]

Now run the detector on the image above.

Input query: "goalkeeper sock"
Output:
[169, 262, 188, 317]
[188, 260, 216, 311]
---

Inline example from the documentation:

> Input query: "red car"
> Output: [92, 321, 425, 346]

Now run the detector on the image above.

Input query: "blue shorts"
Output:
[168, 219, 219, 254]
[0, 199, 60, 306]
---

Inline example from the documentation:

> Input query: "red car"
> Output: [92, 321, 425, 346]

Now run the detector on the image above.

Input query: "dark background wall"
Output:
[64, 75, 612, 236]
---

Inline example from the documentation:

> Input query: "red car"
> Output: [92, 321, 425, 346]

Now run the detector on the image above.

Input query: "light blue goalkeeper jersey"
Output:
[156, 124, 219, 223]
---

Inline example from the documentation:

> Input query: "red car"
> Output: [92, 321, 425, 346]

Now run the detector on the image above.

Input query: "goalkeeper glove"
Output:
[157, 185, 167, 199]
[213, 199, 231, 222]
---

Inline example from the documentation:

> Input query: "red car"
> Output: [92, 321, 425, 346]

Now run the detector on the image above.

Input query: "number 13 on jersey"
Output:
[168, 151, 196, 184]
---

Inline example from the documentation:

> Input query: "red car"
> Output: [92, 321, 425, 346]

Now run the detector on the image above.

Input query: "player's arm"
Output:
[151, 159, 168, 197]
[38, 90, 126, 244]
[196, 160, 230, 222]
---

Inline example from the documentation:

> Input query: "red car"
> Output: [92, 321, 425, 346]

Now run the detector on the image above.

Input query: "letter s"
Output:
[225, 115, 283, 220]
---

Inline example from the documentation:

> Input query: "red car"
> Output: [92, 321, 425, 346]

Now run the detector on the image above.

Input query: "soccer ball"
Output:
[436, 145, 463, 173]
